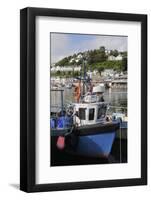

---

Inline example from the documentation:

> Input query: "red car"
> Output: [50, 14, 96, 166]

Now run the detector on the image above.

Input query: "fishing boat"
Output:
[50, 83, 120, 158]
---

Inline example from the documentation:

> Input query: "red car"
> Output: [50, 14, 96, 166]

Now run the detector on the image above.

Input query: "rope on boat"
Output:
[108, 106, 127, 109]
[64, 125, 75, 137]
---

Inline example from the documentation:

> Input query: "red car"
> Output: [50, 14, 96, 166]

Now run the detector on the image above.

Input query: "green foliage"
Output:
[97, 66, 105, 76]
[99, 46, 105, 52]
[120, 51, 127, 57]
[55, 56, 72, 66]
[110, 50, 119, 57]
[89, 60, 123, 72]
[122, 57, 127, 71]
[88, 48, 107, 64]
[73, 71, 80, 77]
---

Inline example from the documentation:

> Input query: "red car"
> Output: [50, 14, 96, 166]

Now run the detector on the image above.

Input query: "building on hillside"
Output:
[50, 65, 81, 72]
[115, 54, 123, 61]
[69, 58, 75, 63]
[77, 54, 83, 59]
[105, 49, 111, 55]
[108, 55, 116, 61]
[108, 54, 123, 61]
[101, 69, 114, 77]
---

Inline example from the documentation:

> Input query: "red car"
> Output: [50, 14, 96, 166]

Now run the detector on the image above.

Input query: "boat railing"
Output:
[107, 106, 127, 114]
[106, 106, 128, 125]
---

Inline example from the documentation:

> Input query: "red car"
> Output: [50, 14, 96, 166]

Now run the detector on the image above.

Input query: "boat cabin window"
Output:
[79, 108, 86, 120]
[97, 104, 107, 119]
[89, 108, 95, 120]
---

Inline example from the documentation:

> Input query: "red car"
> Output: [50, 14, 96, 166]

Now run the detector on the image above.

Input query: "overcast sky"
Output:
[50, 33, 127, 63]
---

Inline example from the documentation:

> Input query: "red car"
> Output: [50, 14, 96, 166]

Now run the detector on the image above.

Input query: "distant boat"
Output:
[51, 83, 63, 90]
[65, 83, 72, 89]
[111, 112, 127, 139]
[51, 85, 59, 90]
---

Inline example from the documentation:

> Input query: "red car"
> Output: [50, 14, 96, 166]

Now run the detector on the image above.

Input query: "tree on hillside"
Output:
[122, 57, 127, 71]
[88, 47, 107, 64]
[56, 57, 69, 66]
[121, 51, 127, 57]
[97, 66, 105, 76]
[110, 49, 119, 57]
[99, 46, 105, 53]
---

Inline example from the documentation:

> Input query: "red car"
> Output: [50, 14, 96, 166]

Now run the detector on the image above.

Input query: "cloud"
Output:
[91, 35, 127, 52]
[51, 33, 70, 63]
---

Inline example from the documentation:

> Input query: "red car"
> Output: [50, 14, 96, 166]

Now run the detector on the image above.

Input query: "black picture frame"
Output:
[20, 7, 147, 192]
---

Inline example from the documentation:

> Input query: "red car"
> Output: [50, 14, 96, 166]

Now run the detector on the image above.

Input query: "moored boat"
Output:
[111, 112, 127, 139]
[50, 85, 120, 158]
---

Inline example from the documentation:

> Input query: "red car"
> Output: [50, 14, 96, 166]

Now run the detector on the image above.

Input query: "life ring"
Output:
[74, 83, 81, 102]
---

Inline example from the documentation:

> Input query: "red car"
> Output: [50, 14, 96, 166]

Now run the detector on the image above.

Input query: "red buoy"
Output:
[56, 136, 65, 150]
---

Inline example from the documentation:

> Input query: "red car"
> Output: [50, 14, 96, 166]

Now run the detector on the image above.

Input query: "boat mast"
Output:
[83, 56, 87, 96]
[60, 89, 64, 115]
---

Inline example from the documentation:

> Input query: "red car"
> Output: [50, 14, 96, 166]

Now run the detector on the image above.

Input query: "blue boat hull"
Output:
[74, 132, 115, 158]
[51, 122, 119, 158]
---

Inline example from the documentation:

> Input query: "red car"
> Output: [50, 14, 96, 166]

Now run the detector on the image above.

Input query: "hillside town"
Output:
[50, 46, 127, 89]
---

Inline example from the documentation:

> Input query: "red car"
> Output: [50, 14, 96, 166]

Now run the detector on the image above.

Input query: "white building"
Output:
[101, 69, 114, 77]
[69, 58, 75, 63]
[77, 54, 83, 59]
[74, 66, 81, 71]
[108, 54, 123, 61]
[108, 55, 116, 61]
[69, 54, 83, 64]
[51, 65, 81, 72]
[115, 54, 123, 61]
[105, 50, 111, 55]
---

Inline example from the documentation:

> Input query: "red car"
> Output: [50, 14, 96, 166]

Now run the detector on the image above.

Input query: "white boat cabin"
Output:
[73, 102, 108, 126]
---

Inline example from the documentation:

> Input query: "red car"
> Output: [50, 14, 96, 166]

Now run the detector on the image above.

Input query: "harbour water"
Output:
[50, 87, 127, 166]
[51, 87, 127, 113]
